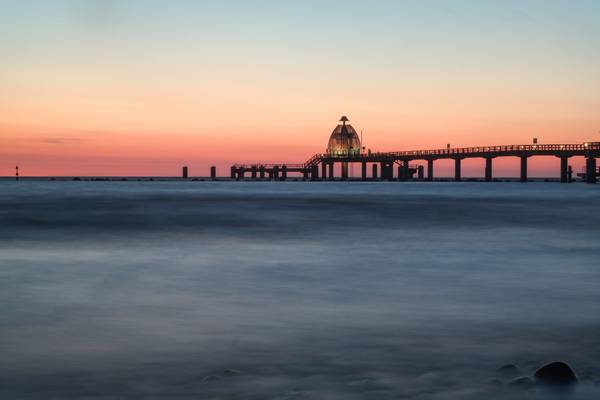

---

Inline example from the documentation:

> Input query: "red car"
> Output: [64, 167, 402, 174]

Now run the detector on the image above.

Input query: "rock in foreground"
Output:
[534, 362, 577, 385]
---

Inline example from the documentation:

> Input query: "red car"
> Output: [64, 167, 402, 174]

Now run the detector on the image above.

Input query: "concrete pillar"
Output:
[210, 166, 216, 180]
[397, 165, 403, 181]
[259, 167, 265, 179]
[230, 166, 236, 179]
[427, 159, 434, 181]
[237, 167, 244, 181]
[311, 165, 318, 181]
[560, 156, 569, 183]
[520, 156, 528, 182]
[485, 158, 493, 182]
[361, 162, 367, 181]
[341, 162, 349, 181]
[302, 170, 308, 181]
[328, 162, 334, 181]
[273, 166, 279, 180]
[281, 165, 287, 181]
[251, 167, 257, 179]
[454, 158, 462, 182]
[321, 163, 327, 180]
[372, 163, 378, 180]
[586, 157, 597, 184]
[182, 166, 188, 179]
[418, 165, 424, 180]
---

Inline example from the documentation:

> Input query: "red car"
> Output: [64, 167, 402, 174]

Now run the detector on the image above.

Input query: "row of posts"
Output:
[191, 157, 598, 183]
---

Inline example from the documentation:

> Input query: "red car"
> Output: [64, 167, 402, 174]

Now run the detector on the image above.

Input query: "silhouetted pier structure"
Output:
[232, 143, 600, 183]
[230, 116, 600, 184]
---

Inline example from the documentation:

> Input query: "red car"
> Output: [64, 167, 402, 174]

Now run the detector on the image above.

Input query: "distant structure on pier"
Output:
[327, 116, 361, 156]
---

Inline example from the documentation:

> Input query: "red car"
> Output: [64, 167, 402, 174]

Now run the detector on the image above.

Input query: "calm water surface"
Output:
[1, 181, 599, 399]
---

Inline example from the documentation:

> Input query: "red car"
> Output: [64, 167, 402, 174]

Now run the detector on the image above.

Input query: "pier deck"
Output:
[231, 142, 600, 183]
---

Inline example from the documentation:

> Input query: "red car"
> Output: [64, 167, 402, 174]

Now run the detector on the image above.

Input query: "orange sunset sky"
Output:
[1, 1, 599, 177]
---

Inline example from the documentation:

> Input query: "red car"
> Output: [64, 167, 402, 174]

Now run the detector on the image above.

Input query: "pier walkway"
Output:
[231, 142, 600, 183]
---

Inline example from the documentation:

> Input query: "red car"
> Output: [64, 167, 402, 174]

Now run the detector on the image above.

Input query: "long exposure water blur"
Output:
[1, 181, 599, 399]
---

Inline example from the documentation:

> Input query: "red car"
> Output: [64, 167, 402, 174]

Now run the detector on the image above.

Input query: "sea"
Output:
[1, 181, 599, 399]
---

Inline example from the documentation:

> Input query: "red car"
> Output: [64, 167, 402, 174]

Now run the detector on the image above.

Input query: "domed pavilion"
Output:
[326, 116, 361, 156]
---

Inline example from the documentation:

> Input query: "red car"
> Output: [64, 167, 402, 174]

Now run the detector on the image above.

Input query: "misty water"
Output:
[1, 181, 599, 399]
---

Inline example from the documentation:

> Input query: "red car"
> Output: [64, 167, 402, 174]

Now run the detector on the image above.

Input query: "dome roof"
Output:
[327, 116, 361, 156]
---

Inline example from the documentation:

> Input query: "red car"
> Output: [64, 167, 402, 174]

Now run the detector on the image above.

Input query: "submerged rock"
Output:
[507, 376, 535, 389]
[498, 364, 521, 378]
[223, 369, 242, 376]
[487, 378, 502, 387]
[201, 374, 220, 382]
[534, 362, 577, 386]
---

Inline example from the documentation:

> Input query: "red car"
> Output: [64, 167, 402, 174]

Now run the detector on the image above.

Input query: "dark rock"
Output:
[498, 364, 521, 377]
[534, 362, 577, 386]
[507, 376, 535, 389]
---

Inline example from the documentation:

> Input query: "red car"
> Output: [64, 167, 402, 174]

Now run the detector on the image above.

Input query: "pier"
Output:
[231, 117, 600, 184]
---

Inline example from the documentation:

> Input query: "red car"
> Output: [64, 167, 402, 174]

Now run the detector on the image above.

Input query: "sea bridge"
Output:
[231, 142, 600, 183]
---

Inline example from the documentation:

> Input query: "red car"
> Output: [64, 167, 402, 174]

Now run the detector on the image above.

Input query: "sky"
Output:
[1, 0, 599, 177]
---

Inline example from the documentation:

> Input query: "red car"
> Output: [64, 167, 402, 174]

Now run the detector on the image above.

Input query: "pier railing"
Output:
[373, 143, 599, 158]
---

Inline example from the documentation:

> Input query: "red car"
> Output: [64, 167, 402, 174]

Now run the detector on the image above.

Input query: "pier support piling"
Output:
[328, 162, 334, 181]
[321, 163, 327, 180]
[520, 156, 528, 182]
[485, 158, 493, 182]
[560, 156, 569, 183]
[311, 165, 318, 181]
[586, 157, 597, 184]
[418, 165, 424, 180]
[568, 165, 573, 183]
[361, 162, 367, 181]
[210, 166, 216, 180]
[398, 160, 409, 181]
[454, 158, 462, 182]
[381, 162, 393, 181]
[427, 159, 434, 181]
[281, 165, 287, 181]
[341, 162, 349, 181]
[372, 164, 378, 180]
